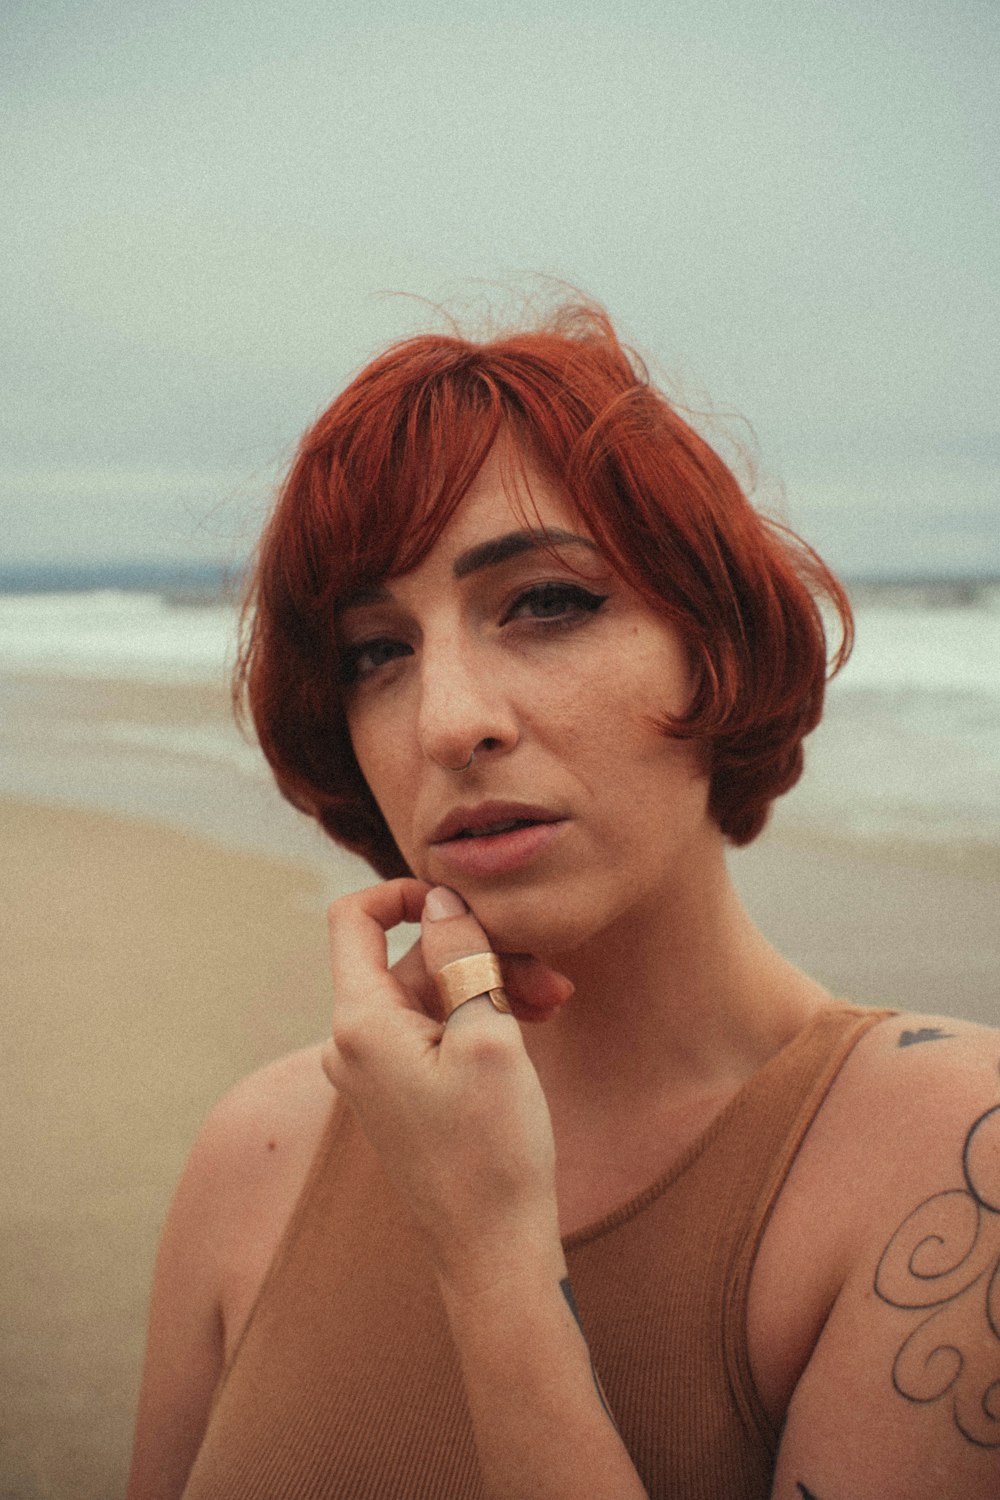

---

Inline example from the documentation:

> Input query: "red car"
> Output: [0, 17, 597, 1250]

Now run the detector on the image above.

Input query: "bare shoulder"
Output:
[177, 1043, 337, 1357]
[770, 1006, 999, 1229]
[851, 1006, 998, 1076]
[748, 1008, 1000, 1425]
[832, 1008, 999, 1173]
[190, 1041, 334, 1183]
[796, 1009, 1000, 1246]
[747, 1007, 1000, 1492]
[128, 1048, 335, 1499]
[765, 1012, 1000, 1490]
[180, 1041, 336, 1279]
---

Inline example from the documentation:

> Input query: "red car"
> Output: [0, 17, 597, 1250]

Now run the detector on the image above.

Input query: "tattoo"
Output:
[873, 1075, 1000, 1448]
[898, 1026, 955, 1048]
[559, 1277, 619, 1431]
[797, 1486, 821, 1499]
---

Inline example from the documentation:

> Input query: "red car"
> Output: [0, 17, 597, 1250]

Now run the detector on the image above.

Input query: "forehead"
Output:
[424, 442, 585, 558]
[335, 442, 599, 614]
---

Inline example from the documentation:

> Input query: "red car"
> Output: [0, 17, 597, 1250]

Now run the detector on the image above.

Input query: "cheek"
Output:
[536, 660, 690, 777]
[348, 722, 413, 838]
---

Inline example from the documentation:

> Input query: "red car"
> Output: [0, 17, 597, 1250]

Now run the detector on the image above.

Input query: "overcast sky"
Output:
[4, 0, 998, 576]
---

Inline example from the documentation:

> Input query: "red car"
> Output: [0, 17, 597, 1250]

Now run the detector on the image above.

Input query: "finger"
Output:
[420, 886, 511, 1022]
[392, 936, 573, 1024]
[328, 878, 431, 1027]
[500, 954, 575, 1023]
[421, 887, 575, 1023]
[420, 886, 576, 1027]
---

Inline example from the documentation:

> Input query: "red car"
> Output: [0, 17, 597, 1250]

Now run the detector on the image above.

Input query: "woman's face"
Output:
[338, 443, 718, 958]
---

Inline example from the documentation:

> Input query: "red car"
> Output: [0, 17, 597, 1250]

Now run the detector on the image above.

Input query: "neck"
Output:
[522, 843, 829, 1110]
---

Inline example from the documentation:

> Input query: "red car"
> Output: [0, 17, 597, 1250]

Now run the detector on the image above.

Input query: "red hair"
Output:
[236, 302, 852, 878]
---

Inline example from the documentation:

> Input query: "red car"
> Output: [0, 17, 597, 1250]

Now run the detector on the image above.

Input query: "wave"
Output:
[0, 589, 238, 683]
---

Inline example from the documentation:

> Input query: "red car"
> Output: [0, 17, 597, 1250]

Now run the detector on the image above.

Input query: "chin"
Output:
[460, 885, 600, 962]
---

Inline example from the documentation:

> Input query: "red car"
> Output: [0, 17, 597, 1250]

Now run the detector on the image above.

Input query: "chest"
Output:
[200, 1105, 805, 1500]
[219, 1045, 856, 1430]
[552, 1086, 849, 1435]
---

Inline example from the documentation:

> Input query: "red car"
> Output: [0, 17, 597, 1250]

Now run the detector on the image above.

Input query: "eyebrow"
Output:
[337, 528, 599, 611]
[452, 527, 598, 579]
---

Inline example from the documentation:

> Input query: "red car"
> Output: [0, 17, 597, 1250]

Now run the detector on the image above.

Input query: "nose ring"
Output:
[439, 749, 476, 773]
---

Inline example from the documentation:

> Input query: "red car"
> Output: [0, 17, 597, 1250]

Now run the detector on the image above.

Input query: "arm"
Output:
[323, 879, 649, 1500]
[439, 1254, 645, 1500]
[126, 1119, 228, 1500]
[127, 1049, 329, 1499]
[770, 1030, 1000, 1500]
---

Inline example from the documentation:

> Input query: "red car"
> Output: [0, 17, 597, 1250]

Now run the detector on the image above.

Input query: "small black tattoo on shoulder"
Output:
[873, 1067, 1000, 1448]
[898, 1025, 955, 1047]
[797, 1485, 821, 1500]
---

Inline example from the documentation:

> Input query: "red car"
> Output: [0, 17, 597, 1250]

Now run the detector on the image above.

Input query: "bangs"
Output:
[286, 322, 637, 618]
[301, 348, 548, 612]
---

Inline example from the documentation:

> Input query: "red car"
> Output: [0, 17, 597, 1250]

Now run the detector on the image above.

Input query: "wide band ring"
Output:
[434, 953, 512, 1019]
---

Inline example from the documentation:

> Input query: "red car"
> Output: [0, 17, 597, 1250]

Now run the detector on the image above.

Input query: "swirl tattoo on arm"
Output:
[873, 1072, 1000, 1449]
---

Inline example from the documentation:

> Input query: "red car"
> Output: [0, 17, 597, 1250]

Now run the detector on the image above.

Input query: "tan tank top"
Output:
[182, 1003, 890, 1499]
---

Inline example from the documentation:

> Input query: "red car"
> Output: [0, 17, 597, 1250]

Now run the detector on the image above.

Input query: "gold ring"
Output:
[434, 953, 512, 1019]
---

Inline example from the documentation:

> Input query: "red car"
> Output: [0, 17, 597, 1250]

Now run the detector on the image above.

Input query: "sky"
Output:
[4, 0, 998, 578]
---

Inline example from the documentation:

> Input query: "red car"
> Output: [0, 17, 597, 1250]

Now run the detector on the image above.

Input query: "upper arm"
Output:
[126, 1044, 332, 1500]
[126, 1113, 230, 1500]
[771, 1020, 1000, 1499]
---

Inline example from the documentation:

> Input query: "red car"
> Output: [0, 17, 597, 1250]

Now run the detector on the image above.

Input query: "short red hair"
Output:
[236, 302, 851, 878]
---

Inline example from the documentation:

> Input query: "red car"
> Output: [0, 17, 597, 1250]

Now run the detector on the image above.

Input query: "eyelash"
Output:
[502, 582, 609, 627]
[339, 583, 609, 685]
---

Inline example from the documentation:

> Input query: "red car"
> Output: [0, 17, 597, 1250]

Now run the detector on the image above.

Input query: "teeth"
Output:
[459, 819, 531, 840]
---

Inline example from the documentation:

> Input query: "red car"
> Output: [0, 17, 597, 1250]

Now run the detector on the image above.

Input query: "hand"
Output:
[322, 880, 571, 1292]
[391, 922, 573, 1025]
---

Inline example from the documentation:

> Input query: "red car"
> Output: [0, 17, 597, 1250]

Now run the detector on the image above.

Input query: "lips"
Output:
[430, 801, 562, 846]
[429, 801, 566, 878]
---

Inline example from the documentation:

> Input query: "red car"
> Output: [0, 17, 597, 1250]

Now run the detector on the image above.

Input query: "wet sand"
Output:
[0, 795, 997, 1497]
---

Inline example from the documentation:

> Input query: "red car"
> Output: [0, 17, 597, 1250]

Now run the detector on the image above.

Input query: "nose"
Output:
[417, 634, 518, 774]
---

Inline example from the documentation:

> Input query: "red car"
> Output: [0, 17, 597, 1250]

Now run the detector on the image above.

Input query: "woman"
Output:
[128, 303, 999, 1499]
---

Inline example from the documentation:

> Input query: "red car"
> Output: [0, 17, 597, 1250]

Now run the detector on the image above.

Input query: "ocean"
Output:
[1, 571, 998, 869]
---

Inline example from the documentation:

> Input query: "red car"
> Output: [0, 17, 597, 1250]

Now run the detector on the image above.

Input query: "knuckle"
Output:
[326, 894, 352, 935]
[319, 1043, 342, 1089]
[329, 1015, 370, 1064]
[457, 1028, 519, 1070]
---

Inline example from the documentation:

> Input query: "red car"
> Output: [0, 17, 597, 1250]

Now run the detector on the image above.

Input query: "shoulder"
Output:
[748, 1008, 999, 1411]
[799, 1008, 999, 1244]
[765, 1011, 1000, 1492]
[160, 1043, 334, 1299]
[128, 1050, 335, 1496]
[842, 1006, 1000, 1261]
[829, 1008, 999, 1182]
[177, 1043, 335, 1235]
[194, 1042, 334, 1161]
[168, 1044, 337, 1353]
[848, 1006, 998, 1080]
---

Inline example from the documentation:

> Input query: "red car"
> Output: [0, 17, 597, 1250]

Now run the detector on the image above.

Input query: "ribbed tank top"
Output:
[182, 1003, 890, 1499]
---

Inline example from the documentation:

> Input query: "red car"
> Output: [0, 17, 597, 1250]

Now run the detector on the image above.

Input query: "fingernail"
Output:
[424, 886, 469, 921]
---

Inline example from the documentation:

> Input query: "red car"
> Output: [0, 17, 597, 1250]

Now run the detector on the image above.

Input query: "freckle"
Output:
[266, 1139, 277, 1153]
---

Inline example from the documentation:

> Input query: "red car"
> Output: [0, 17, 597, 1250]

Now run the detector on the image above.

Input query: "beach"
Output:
[1, 666, 998, 1497]
[0, 801, 337, 1499]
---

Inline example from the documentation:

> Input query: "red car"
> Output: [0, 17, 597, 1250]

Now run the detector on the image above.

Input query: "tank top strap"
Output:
[721, 1002, 896, 1452]
[561, 1002, 895, 1495]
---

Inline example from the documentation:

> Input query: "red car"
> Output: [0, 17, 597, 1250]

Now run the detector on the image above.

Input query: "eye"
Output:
[503, 582, 609, 626]
[339, 637, 411, 684]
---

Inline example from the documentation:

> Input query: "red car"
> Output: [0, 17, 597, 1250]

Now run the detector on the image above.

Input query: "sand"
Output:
[0, 800, 334, 1500]
[1, 792, 997, 1497]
